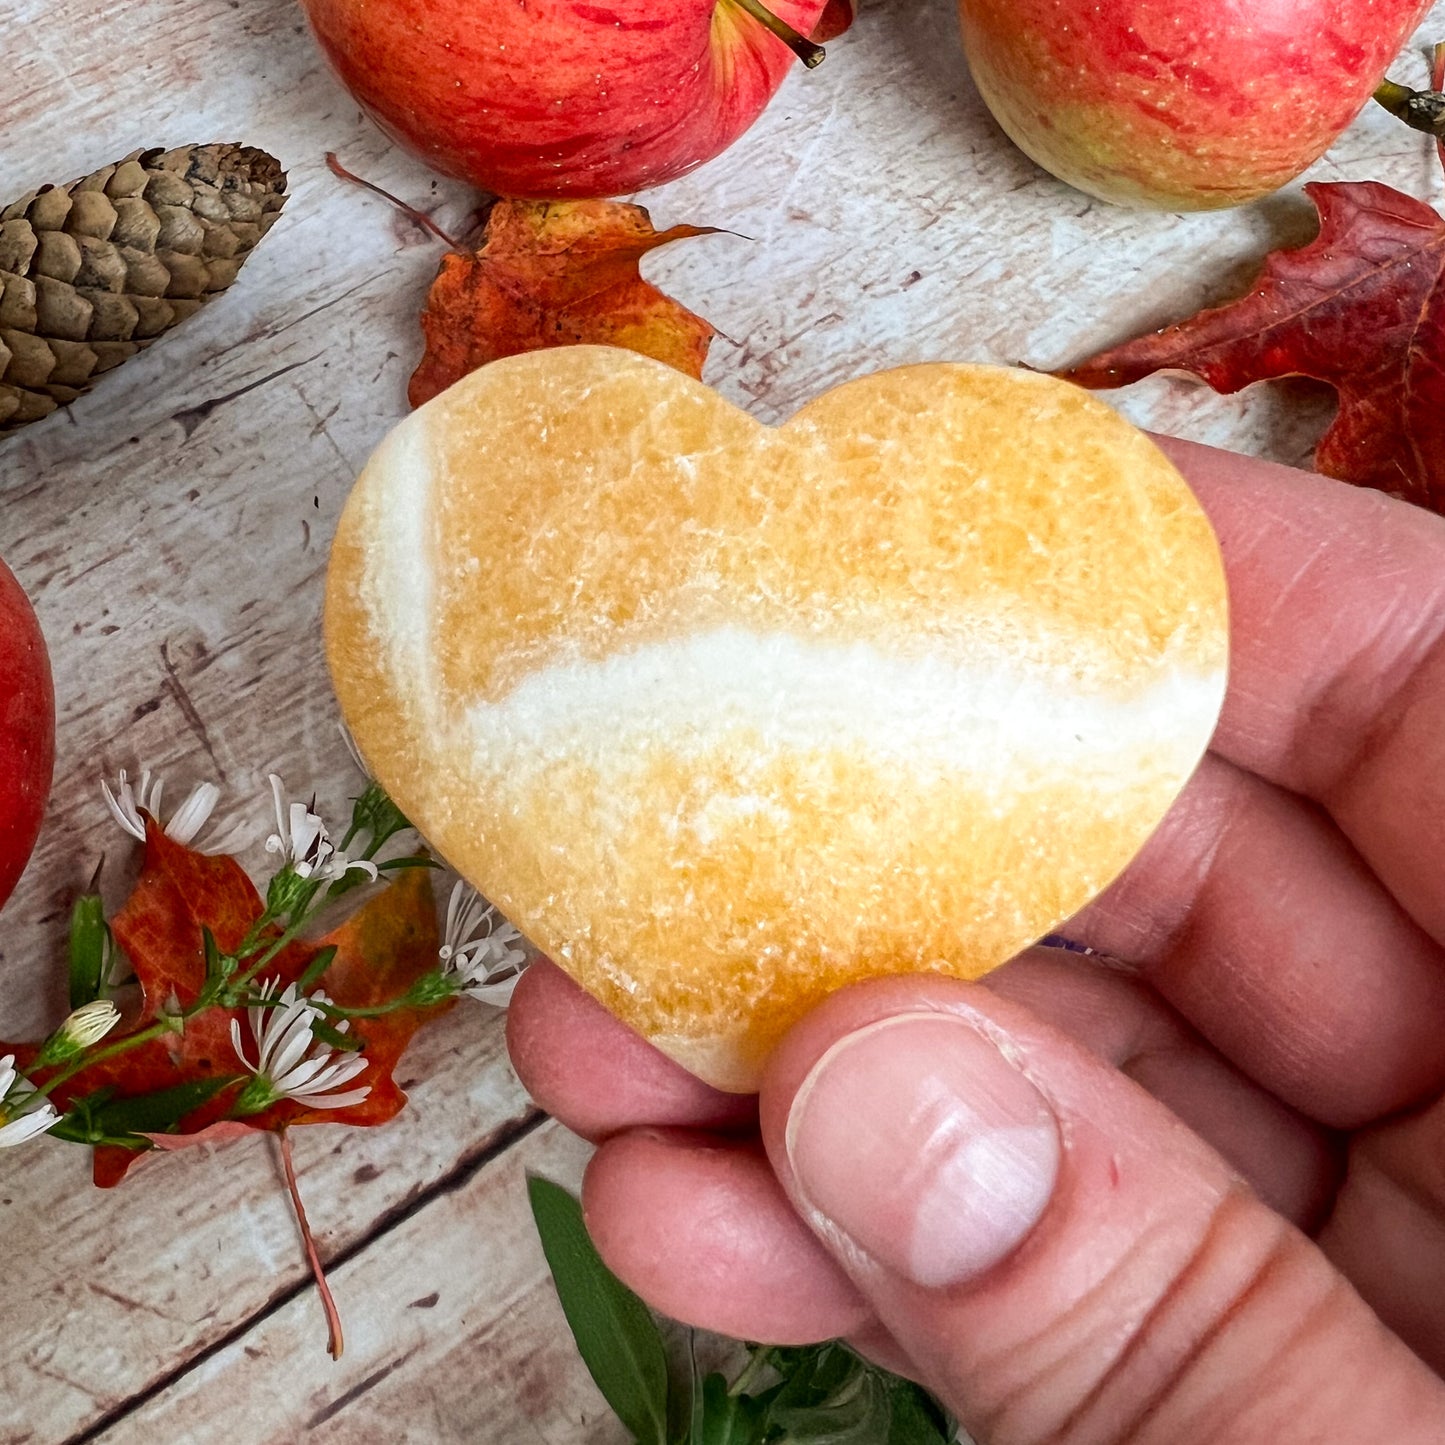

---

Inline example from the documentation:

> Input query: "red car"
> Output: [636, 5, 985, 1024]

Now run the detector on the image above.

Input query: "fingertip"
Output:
[582, 1128, 872, 1344]
[507, 959, 756, 1140]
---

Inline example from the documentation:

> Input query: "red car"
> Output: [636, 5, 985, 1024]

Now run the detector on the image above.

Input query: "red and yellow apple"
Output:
[299, 0, 835, 199]
[957, 0, 1433, 209]
[0, 555, 54, 913]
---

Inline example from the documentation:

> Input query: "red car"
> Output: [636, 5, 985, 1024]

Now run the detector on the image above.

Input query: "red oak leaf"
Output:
[408, 198, 719, 409]
[1055, 181, 1445, 515]
[3, 822, 448, 1185]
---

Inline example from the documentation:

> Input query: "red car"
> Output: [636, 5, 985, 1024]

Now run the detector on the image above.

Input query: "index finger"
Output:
[1158, 437, 1445, 944]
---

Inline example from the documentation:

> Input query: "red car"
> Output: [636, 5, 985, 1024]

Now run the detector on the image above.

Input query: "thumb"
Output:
[759, 979, 1445, 1445]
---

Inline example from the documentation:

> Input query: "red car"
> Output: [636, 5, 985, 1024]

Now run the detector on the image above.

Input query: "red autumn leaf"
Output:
[114, 826, 267, 1008]
[3, 822, 449, 1185]
[408, 198, 719, 408]
[1055, 181, 1445, 515]
[289, 862, 453, 1130]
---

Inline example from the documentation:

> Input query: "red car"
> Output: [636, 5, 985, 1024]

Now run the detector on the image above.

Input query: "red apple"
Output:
[0, 555, 54, 912]
[957, 0, 1433, 209]
[299, 0, 835, 199]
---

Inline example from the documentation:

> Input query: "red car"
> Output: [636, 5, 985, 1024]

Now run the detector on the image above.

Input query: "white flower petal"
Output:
[102, 773, 147, 841]
[324, 854, 378, 883]
[230, 1016, 249, 1069]
[290, 1052, 368, 1096]
[0, 1102, 59, 1147]
[269, 1055, 328, 1093]
[165, 782, 219, 846]
[261, 999, 323, 1079]
[268, 775, 289, 845]
[244, 977, 281, 1055]
[106, 768, 240, 856]
[264, 778, 349, 879]
[291, 1085, 371, 1111]
[462, 972, 524, 1008]
[234, 979, 371, 1111]
[0, 1055, 18, 1099]
[441, 882, 488, 960]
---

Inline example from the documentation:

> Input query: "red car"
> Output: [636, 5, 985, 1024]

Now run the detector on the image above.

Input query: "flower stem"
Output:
[279, 1129, 345, 1360]
[228, 915, 311, 995]
[317, 973, 454, 1019]
[729, 0, 826, 68]
[316, 998, 413, 1020]
[31, 1019, 173, 1099]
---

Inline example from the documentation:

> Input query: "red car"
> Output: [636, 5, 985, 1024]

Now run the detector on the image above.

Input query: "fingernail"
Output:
[785, 1011, 1060, 1289]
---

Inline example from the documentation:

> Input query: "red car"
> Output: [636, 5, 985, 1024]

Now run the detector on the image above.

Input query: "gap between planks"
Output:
[63, 1108, 549, 1445]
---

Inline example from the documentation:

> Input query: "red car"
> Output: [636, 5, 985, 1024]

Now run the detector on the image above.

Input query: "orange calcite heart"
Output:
[325, 347, 1228, 1090]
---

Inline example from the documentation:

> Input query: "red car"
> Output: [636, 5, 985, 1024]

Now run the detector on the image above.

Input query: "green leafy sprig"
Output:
[0, 770, 524, 1154]
[528, 1175, 960, 1445]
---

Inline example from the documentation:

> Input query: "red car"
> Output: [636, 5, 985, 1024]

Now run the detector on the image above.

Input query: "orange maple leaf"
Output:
[408, 198, 719, 409]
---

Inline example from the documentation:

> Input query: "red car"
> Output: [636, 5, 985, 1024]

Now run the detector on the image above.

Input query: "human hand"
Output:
[507, 439, 1445, 1443]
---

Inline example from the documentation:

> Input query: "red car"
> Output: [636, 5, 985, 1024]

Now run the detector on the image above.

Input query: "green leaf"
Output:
[763, 1343, 858, 1415]
[691, 1371, 769, 1445]
[759, 1344, 898, 1445]
[297, 944, 339, 993]
[48, 1076, 237, 1148]
[67, 895, 109, 1008]
[202, 925, 235, 982]
[527, 1174, 670, 1445]
[885, 1379, 953, 1445]
[312, 1018, 363, 1053]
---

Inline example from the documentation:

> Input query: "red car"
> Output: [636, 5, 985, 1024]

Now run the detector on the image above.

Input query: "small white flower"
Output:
[34, 998, 124, 1068]
[59, 999, 120, 1049]
[102, 768, 250, 855]
[439, 881, 529, 1006]
[230, 980, 371, 1110]
[0, 1054, 59, 1148]
[264, 775, 378, 883]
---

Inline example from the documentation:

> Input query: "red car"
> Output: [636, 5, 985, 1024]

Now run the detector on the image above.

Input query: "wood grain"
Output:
[3, 0, 1444, 1438]
[88, 1123, 627, 1445]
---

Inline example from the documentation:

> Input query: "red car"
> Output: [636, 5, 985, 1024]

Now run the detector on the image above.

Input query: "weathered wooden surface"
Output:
[2, 0, 1443, 1439]
[91, 1123, 628, 1445]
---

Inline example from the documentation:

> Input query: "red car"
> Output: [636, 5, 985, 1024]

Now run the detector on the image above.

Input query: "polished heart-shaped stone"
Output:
[326, 347, 1228, 1090]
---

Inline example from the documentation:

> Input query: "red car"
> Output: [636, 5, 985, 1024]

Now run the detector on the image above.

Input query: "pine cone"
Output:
[0, 144, 288, 436]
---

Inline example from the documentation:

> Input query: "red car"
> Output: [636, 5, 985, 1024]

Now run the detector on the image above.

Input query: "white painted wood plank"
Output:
[0, 1010, 537, 1443]
[86, 1123, 630, 1445]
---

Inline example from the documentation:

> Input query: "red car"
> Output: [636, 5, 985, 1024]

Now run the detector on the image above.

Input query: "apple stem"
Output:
[1372, 76, 1445, 139]
[325, 152, 465, 251]
[730, 0, 826, 69]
